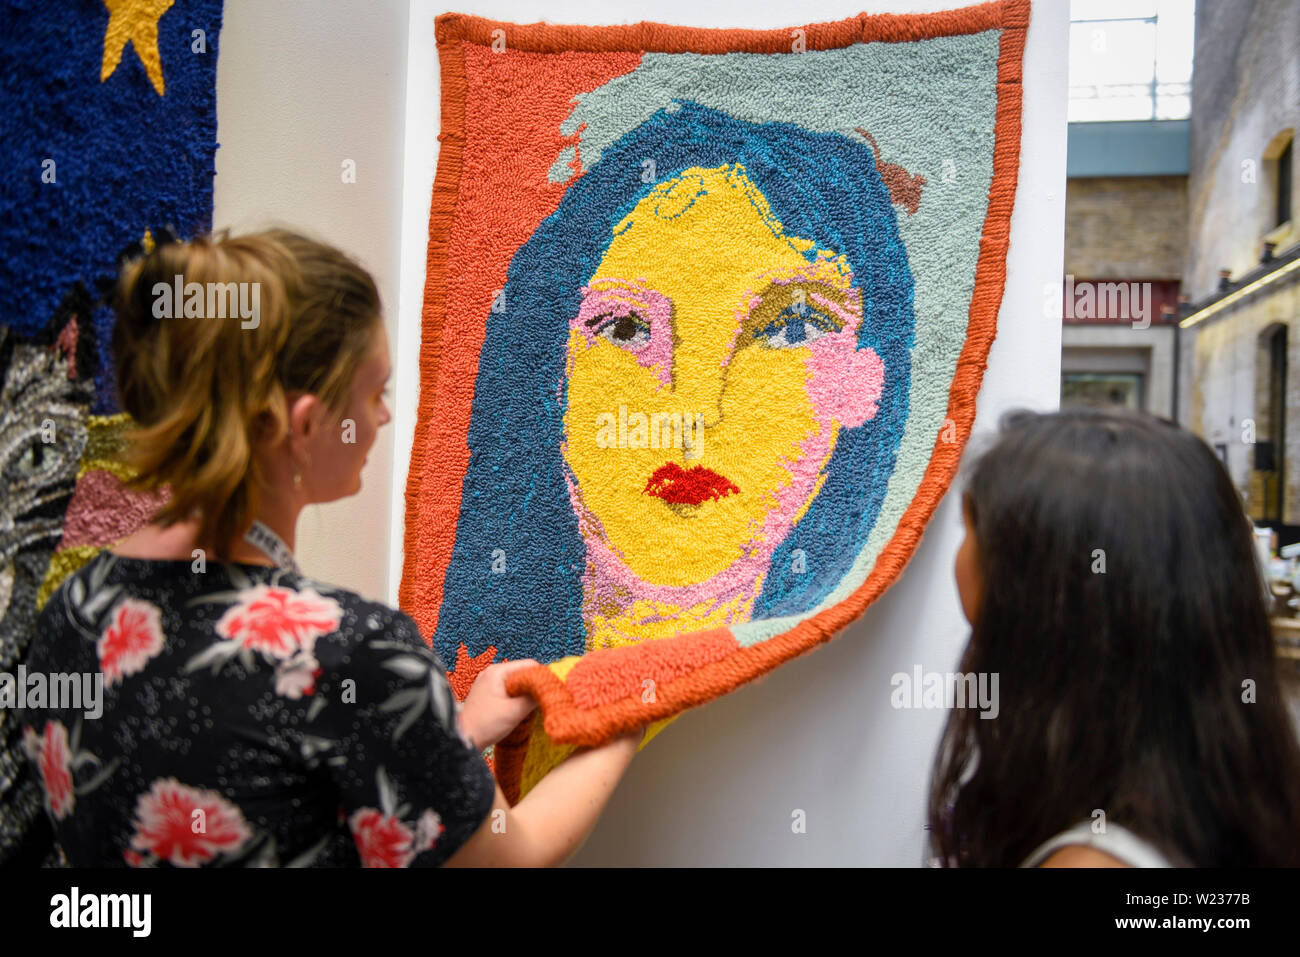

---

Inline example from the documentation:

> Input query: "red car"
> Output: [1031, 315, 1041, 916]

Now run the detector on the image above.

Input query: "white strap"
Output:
[243, 519, 300, 574]
[1020, 821, 1175, 868]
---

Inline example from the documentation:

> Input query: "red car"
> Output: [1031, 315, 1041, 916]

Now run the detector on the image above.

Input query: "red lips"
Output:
[644, 462, 739, 506]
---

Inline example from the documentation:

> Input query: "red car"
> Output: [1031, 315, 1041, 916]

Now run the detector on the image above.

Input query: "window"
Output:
[1278, 138, 1293, 229]
[1062, 372, 1144, 410]
[1068, 0, 1194, 122]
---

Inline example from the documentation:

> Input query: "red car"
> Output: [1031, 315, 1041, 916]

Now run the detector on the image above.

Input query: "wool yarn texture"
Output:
[403, 1, 1030, 802]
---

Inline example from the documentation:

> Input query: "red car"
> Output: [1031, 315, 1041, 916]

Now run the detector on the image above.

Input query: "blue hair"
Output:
[433, 100, 915, 666]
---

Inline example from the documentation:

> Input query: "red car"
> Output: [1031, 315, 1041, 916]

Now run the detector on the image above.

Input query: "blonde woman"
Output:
[17, 228, 642, 867]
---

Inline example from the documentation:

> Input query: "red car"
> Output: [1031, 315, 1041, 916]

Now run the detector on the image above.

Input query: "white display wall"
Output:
[212, 0, 1067, 866]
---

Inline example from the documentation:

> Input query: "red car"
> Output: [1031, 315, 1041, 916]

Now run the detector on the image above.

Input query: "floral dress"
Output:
[16, 552, 496, 867]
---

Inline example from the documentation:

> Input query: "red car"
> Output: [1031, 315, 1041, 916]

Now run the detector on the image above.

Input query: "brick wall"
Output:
[1065, 176, 1187, 278]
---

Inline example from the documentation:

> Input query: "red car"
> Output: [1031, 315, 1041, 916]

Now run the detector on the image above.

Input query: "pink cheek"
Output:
[805, 337, 885, 429]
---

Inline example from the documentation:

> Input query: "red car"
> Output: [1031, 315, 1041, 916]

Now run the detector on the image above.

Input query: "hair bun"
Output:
[111, 226, 382, 560]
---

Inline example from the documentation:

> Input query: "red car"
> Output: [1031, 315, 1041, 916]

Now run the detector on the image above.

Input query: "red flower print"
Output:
[128, 779, 252, 867]
[35, 722, 75, 820]
[123, 849, 144, 867]
[414, 809, 445, 853]
[215, 585, 342, 660]
[349, 808, 416, 868]
[273, 654, 323, 699]
[97, 598, 166, 686]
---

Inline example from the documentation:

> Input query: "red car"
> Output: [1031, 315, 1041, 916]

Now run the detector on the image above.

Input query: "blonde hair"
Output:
[111, 227, 382, 560]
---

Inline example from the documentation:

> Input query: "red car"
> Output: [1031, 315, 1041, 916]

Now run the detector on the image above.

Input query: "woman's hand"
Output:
[456, 659, 541, 751]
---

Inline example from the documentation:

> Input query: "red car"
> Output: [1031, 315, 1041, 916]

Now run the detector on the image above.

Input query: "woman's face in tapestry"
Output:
[561, 163, 886, 586]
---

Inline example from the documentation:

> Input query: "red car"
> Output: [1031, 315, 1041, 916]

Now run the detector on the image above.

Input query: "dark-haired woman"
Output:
[932, 405, 1300, 867]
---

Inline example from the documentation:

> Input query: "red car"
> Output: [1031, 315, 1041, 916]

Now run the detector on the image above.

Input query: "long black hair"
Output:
[928, 405, 1300, 866]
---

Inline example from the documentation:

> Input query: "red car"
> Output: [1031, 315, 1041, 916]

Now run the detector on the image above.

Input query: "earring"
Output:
[293, 469, 302, 490]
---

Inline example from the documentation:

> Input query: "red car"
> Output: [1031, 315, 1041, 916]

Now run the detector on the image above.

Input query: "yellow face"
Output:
[561, 164, 884, 587]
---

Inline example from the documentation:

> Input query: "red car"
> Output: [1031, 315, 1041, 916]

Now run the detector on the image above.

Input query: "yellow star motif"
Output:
[100, 0, 176, 97]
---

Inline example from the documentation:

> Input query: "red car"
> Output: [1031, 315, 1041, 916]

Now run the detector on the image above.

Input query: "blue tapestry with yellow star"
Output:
[0, 0, 223, 864]
[0, 0, 223, 413]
